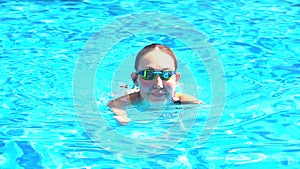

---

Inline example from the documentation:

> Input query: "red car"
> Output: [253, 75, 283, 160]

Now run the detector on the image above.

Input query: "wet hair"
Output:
[134, 43, 178, 71]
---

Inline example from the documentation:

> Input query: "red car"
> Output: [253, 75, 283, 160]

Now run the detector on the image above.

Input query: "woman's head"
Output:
[134, 43, 178, 71]
[131, 43, 180, 103]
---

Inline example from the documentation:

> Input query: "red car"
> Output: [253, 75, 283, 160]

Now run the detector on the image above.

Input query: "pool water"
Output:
[1, 0, 300, 168]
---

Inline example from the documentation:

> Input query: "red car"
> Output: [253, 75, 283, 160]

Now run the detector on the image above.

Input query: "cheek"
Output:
[163, 81, 176, 91]
[139, 79, 153, 88]
[138, 78, 177, 91]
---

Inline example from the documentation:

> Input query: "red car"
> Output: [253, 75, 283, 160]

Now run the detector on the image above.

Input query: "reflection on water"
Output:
[1, 0, 300, 168]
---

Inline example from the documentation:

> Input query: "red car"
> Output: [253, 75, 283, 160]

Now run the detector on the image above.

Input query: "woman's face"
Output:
[133, 50, 180, 103]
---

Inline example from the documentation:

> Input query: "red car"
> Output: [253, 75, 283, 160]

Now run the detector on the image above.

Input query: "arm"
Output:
[107, 95, 131, 123]
[178, 93, 204, 104]
[107, 92, 141, 123]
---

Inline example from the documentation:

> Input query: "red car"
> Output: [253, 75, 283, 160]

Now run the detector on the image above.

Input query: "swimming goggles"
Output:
[137, 69, 175, 81]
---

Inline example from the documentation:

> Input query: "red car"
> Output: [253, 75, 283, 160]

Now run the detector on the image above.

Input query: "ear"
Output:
[131, 72, 138, 86]
[175, 72, 181, 84]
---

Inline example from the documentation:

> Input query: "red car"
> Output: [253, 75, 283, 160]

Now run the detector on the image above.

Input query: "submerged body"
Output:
[108, 91, 201, 122]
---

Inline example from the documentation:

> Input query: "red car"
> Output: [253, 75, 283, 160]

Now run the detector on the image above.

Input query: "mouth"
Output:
[149, 90, 166, 98]
[150, 92, 165, 97]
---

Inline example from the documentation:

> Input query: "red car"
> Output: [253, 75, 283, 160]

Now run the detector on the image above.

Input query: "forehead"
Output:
[137, 50, 176, 70]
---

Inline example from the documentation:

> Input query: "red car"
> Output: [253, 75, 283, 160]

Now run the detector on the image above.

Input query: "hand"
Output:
[113, 115, 131, 124]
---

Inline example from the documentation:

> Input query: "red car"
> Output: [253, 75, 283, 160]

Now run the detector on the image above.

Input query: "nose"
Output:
[153, 75, 163, 89]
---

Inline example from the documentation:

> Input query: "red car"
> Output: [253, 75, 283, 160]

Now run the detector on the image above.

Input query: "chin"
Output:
[150, 99, 167, 103]
[148, 95, 168, 103]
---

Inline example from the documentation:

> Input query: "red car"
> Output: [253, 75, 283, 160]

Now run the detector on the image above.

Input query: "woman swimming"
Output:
[107, 43, 202, 123]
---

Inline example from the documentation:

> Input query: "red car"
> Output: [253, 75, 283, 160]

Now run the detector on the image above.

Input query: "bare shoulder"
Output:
[178, 93, 203, 104]
[107, 92, 141, 108]
[107, 92, 141, 124]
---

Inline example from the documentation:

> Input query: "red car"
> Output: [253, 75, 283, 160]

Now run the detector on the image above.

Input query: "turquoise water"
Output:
[1, 0, 300, 168]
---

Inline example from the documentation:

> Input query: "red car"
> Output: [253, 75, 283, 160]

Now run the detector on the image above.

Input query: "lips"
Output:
[151, 92, 165, 97]
[150, 90, 166, 97]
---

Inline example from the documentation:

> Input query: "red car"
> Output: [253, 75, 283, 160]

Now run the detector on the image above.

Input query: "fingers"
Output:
[113, 115, 131, 123]
[196, 100, 204, 104]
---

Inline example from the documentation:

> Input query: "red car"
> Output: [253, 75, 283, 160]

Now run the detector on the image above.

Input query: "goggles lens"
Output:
[137, 69, 175, 80]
